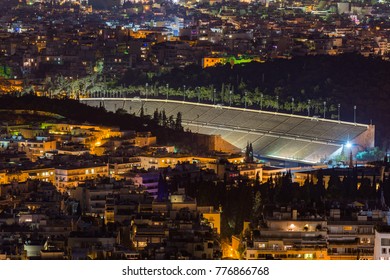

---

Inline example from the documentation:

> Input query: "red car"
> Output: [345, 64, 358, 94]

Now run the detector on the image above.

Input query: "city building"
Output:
[374, 226, 390, 260]
[55, 164, 109, 192]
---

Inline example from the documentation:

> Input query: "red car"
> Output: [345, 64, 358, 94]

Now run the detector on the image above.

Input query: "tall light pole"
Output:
[291, 97, 294, 114]
[338, 103, 341, 121]
[307, 99, 311, 116]
[183, 85, 186, 101]
[166, 83, 169, 100]
[276, 95, 279, 112]
[145, 82, 148, 99]
[213, 89, 216, 105]
[354, 105, 357, 123]
[323, 101, 326, 119]
[260, 93, 263, 110]
[229, 90, 232, 106]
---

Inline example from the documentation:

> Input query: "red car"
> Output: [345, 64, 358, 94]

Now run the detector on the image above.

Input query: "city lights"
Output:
[0, 0, 388, 269]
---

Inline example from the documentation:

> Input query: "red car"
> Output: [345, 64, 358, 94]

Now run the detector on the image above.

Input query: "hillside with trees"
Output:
[119, 54, 390, 148]
[13, 54, 389, 149]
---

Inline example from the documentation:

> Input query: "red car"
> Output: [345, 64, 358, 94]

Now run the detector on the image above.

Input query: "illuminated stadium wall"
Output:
[81, 98, 374, 163]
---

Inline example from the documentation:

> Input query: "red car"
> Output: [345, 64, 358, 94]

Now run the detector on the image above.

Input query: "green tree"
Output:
[153, 108, 159, 123]
[327, 170, 342, 199]
[252, 191, 262, 220]
[162, 109, 167, 127]
[175, 112, 183, 131]
[168, 115, 175, 129]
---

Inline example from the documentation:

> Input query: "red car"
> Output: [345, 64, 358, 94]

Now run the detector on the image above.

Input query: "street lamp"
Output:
[307, 99, 311, 116]
[166, 83, 169, 100]
[183, 85, 186, 101]
[145, 83, 148, 99]
[291, 97, 294, 114]
[354, 105, 357, 123]
[260, 93, 263, 110]
[323, 101, 326, 119]
[229, 90, 232, 106]
[338, 104, 341, 122]
[276, 95, 279, 112]
[345, 141, 363, 168]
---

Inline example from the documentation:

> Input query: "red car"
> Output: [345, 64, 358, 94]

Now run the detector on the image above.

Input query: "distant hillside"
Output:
[121, 54, 390, 148]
